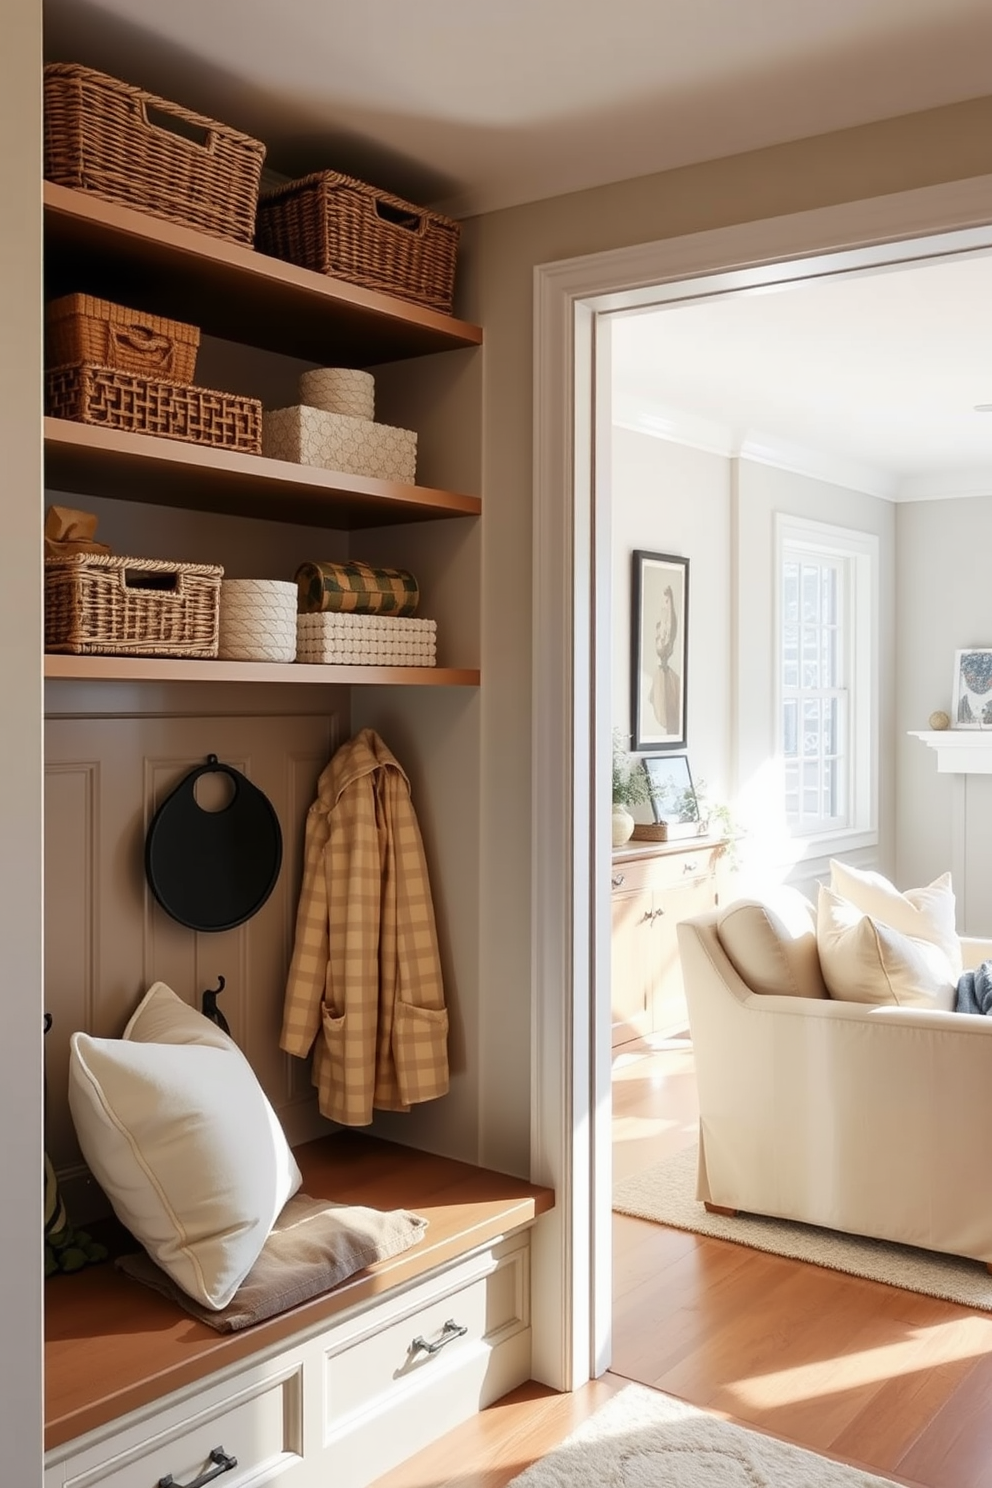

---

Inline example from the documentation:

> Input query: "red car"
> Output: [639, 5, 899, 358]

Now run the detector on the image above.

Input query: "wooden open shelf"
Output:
[43, 183, 483, 364]
[45, 655, 479, 687]
[44, 419, 481, 529]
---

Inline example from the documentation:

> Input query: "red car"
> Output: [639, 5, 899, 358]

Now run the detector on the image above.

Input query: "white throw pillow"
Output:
[829, 859, 961, 977]
[717, 888, 828, 999]
[816, 885, 956, 1009]
[69, 982, 302, 1310]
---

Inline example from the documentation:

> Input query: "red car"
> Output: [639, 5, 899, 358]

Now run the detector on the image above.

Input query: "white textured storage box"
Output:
[299, 367, 375, 421]
[263, 405, 417, 484]
[297, 612, 436, 667]
[218, 578, 297, 662]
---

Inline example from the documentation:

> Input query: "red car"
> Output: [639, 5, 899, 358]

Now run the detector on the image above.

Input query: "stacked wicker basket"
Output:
[41, 60, 462, 661]
[44, 61, 462, 313]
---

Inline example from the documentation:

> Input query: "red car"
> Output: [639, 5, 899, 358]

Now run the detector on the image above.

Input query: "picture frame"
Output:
[631, 550, 688, 752]
[643, 754, 701, 826]
[951, 648, 992, 729]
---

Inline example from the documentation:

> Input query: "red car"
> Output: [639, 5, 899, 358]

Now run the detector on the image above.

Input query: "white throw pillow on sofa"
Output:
[829, 859, 961, 977]
[69, 982, 302, 1310]
[717, 887, 828, 998]
[816, 885, 956, 1009]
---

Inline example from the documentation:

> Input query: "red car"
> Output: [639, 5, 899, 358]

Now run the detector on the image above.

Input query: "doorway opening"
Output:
[529, 178, 992, 1399]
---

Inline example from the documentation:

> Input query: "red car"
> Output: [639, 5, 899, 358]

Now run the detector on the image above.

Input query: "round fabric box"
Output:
[298, 367, 375, 422]
[218, 579, 298, 663]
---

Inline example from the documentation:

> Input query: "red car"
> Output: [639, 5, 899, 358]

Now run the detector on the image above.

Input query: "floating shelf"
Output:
[44, 419, 480, 529]
[44, 183, 483, 364]
[45, 655, 479, 687]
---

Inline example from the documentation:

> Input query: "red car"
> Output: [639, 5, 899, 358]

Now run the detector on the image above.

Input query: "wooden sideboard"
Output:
[610, 835, 728, 1048]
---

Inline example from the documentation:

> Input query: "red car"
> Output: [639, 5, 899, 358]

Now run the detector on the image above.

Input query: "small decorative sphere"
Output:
[929, 710, 950, 731]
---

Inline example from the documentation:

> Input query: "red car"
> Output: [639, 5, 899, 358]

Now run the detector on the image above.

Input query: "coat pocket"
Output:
[320, 1003, 349, 1090]
[392, 1002, 449, 1104]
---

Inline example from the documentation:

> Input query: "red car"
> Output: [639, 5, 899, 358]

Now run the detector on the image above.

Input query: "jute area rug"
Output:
[506, 1381, 900, 1487]
[614, 1144, 992, 1312]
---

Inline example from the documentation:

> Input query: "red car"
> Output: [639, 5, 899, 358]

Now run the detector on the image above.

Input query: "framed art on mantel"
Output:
[631, 550, 688, 752]
[952, 647, 992, 728]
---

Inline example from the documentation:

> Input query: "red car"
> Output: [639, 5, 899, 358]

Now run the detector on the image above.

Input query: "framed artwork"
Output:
[631, 550, 688, 752]
[952, 648, 992, 728]
[644, 753, 700, 825]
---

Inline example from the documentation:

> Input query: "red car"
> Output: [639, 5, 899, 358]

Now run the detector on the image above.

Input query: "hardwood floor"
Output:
[372, 1032, 992, 1488]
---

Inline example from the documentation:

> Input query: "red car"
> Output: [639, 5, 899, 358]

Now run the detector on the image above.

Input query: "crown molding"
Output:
[613, 389, 896, 498]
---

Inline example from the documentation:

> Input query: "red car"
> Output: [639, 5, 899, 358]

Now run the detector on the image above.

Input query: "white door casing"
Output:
[530, 174, 992, 1391]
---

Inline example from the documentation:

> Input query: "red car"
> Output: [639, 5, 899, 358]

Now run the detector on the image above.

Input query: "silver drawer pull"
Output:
[409, 1318, 468, 1356]
[159, 1447, 238, 1488]
[683, 860, 698, 874]
[611, 872, 625, 888]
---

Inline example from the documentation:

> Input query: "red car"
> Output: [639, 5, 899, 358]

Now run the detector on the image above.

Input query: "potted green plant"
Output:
[612, 729, 650, 846]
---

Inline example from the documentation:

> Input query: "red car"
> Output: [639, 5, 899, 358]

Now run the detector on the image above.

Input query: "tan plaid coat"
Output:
[280, 729, 449, 1126]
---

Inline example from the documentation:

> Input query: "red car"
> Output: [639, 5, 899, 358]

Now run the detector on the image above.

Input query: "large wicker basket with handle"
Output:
[46, 294, 201, 384]
[45, 554, 223, 658]
[256, 171, 460, 314]
[44, 63, 266, 245]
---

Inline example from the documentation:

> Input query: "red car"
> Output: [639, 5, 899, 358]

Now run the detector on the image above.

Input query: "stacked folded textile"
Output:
[297, 613, 437, 667]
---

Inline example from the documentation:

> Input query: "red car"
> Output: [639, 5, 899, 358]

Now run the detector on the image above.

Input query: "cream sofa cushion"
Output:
[69, 982, 302, 1310]
[829, 859, 961, 977]
[717, 888, 828, 999]
[816, 884, 956, 1009]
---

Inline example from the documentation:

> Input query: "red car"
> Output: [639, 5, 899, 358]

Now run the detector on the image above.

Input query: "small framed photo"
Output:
[952, 648, 992, 729]
[631, 550, 688, 752]
[643, 753, 701, 826]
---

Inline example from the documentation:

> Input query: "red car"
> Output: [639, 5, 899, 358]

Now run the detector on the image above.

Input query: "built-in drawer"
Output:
[320, 1233, 531, 1488]
[46, 1361, 304, 1488]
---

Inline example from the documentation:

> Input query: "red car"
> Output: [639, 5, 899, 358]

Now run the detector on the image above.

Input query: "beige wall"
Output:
[466, 95, 992, 1174]
[611, 429, 733, 812]
[896, 494, 992, 930]
[2, 0, 42, 1480]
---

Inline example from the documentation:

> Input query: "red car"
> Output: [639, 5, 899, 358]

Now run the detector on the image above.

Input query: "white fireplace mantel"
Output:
[909, 730, 992, 774]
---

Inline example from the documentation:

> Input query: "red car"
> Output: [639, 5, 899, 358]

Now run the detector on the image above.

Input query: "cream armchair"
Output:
[676, 896, 992, 1266]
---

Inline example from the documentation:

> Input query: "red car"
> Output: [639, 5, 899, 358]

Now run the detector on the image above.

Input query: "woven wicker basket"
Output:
[46, 294, 201, 384]
[256, 172, 460, 314]
[44, 63, 266, 245]
[45, 554, 223, 657]
[46, 364, 262, 455]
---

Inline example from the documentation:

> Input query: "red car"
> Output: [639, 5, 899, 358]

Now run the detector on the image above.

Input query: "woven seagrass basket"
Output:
[45, 364, 262, 455]
[256, 171, 460, 314]
[44, 63, 266, 245]
[45, 554, 223, 658]
[46, 294, 200, 384]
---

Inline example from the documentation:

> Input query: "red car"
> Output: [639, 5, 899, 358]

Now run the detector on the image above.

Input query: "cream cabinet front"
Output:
[44, 1232, 531, 1488]
[610, 838, 727, 1048]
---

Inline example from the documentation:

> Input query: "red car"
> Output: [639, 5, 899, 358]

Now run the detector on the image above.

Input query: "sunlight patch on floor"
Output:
[724, 1315, 992, 1411]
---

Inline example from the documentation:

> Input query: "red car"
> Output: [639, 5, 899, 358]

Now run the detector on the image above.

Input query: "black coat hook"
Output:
[201, 976, 230, 1035]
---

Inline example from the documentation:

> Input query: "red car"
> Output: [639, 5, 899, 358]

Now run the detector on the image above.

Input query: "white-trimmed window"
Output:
[776, 515, 877, 850]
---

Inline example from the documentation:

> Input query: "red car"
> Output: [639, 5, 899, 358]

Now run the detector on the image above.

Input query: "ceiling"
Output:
[611, 251, 992, 501]
[42, 0, 992, 217]
[41, 1, 992, 496]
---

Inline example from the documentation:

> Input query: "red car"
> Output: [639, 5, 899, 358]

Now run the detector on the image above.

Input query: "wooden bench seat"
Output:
[45, 1131, 555, 1454]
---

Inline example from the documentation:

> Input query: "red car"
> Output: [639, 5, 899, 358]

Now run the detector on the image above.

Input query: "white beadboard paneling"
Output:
[44, 763, 97, 1167]
[44, 711, 340, 1207]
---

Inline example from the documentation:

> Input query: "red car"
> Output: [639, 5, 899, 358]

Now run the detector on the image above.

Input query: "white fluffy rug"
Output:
[507, 1382, 899, 1486]
[614, 1144, 992, 1311]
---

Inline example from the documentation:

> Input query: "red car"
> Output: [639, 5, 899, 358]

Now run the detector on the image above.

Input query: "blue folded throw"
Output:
[955, 960, 992, 1015]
